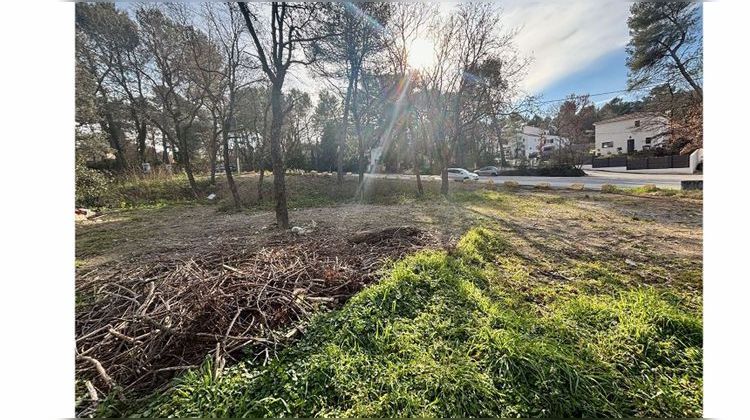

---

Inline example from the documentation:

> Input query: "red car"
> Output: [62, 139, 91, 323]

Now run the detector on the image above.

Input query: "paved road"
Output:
[366, 170, 702, 190]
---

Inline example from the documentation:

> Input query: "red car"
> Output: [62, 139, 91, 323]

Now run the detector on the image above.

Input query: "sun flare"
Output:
[407, 37, 436, 70]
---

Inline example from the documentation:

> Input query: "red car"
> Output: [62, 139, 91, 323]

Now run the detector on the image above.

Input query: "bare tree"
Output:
[237, 2, 326, 229]
[384, 3, 437, 196]
[418, 3, 525, 195]
[201, 3, 261, 210]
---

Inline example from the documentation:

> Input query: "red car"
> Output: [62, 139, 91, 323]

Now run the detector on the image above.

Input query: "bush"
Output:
[568, 183, 585, 191]
[112, 175, 211, 208]
[503, 180, 519, 190]
[75, 159, 113, 208]
[601, 184, 619, 193]
[499, 165, 586, 177]
[640, 184, 658, 193]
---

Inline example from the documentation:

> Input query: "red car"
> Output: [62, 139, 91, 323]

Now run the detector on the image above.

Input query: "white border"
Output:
[0, 1, 75, 418]
[1, 1, 749, 418]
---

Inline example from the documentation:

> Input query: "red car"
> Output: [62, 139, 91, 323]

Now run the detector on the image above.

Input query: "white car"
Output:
[447, 168, 479, 182]
[474, 166, 501, 176]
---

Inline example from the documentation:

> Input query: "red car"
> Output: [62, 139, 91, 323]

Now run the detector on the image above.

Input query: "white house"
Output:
[593, 113, 669, 156]
[512, 126, 568, 159]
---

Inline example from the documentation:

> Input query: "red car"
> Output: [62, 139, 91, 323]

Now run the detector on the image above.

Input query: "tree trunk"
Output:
[440, 166, 449, 196]
[257, 167, 265, 202]
[150, 128, 158, 163]
[175, 123, 199, 199]
[160, 128, 170, 164]
[408, 124, 423, 197]
[181, 142, 199, 198]
[337, 74, 356, 184]
[136, 120, 148, 165]
[452, 88, 465, 169]
[668, 48, 702, 99]
[270, 82, 289, 228]
[414, 146, 424, 198]
[209, 113, 220, 185]
[102, 112, 128, 171]
[415, 148, 424, 197]
[352, 87, 365, 185]
[256, 138, 266, 201]
[222, 120, 241, 211]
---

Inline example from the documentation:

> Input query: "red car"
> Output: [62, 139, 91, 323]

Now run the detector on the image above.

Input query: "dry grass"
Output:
[75, 176, 702, 416]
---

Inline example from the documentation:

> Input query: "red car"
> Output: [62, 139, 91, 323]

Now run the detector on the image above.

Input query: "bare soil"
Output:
[75, 186, 702, 413]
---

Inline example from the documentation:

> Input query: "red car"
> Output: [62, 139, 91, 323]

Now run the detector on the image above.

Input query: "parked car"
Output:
[216, 164, 237, 173]
[474, 166, 500, 176]
[447, 167, 479, 182]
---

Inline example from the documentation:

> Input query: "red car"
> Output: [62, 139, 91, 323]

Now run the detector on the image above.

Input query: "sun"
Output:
[407, 37, 436, 70]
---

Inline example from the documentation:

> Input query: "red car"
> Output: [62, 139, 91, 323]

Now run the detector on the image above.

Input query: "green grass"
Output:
[112, 175, 212, 208]
[214, 174, 492, 212]
[601, 184, 702, 200]
[80, 174, 214, 209]
[124, 227, 701, 418]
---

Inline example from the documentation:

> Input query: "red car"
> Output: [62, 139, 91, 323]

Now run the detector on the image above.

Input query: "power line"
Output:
[534, 84, 663, 106]
[534, 77, 703, 106]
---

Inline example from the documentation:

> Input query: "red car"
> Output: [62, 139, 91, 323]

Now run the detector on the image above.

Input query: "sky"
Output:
[117, 1, 699, 110]
[278, 0, 637, 106]
[496, 0, 632, 104]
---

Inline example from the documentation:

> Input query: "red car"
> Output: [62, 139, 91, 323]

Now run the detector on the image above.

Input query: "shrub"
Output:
[503, 180, 519, 190]
[534, 182, 551, 190]
[499, 165, 586, 177]
[113, 175, 211, 207]
[640, 184, 658, 193]
[601, 184, 619, 193]
[569, 183, 585, 191]
[75, 158, 113, 208]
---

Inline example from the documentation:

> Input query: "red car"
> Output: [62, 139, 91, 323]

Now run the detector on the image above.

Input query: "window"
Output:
[601, 141, 614, 148]
[645, 137, 652, 144]
[634, 120, 641, 127]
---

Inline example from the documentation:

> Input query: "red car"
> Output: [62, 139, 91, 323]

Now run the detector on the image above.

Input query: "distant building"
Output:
[512, 126, 568, 159]
[593, 112, 669, 156]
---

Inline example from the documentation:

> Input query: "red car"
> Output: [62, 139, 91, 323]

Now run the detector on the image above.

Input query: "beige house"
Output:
[593, 113, 669, 156]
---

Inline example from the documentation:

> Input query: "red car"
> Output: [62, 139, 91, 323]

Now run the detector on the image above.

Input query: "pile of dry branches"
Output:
[75, 226, 435, 414]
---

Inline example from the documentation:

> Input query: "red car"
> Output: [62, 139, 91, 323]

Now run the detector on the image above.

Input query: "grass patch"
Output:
[128, 228, 701, 418]
[217, 175, 448, 212]
[112, 175, 212, 208]
[78, 174, 213, 209]
[601, 184, 702, 200]
[214, 174, 503, 212]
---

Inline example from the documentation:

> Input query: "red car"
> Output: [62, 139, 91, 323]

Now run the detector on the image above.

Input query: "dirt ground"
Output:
[77, 188, 702, 278]
[74, 186, 702, 411]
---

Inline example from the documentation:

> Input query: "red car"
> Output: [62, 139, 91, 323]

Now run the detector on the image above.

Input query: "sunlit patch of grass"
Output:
[127, 228, 702, 418]
[600, 184, 701, 200]
[567, 261, 630, 294]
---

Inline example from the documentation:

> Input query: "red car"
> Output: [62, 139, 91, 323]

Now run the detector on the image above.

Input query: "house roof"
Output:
[593, 112, 663, 126]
